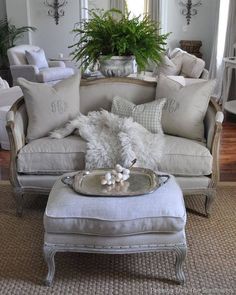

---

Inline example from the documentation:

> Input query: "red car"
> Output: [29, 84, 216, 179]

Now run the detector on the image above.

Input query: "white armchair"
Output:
[7, 45, 74, 85]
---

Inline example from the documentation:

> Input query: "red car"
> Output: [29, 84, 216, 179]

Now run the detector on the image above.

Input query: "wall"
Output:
[163, 0, 219, 68]
[6, 0, 81, 59]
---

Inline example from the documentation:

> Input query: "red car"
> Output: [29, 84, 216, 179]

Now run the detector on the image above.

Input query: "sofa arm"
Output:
[204, 98, 223, 185]
[48, 60, 66, 68]
[200, 69, 209, 79]
[6, 97, 28, 187]
[0, 86, 23, 107]
[10, 65, 39, 85]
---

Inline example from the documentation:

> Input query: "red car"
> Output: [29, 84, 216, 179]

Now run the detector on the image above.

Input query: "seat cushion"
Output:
[17, 136, 86, 174]
[44, 174, 186, 236]
[37, 67, 74, 82]
[159, 135, 212, 176]
[17, 134, 212, 176]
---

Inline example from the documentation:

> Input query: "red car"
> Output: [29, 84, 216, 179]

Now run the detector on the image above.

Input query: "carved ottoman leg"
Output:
[205, 190, 215, 218]
[174, 246, 187, 285]
[44, 245, 56, 287]
[13, 189, 24, 217]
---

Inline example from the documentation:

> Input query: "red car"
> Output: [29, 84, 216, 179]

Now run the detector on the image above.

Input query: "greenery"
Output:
[69, 9, 170, 71]
[0, 18, 36, 68]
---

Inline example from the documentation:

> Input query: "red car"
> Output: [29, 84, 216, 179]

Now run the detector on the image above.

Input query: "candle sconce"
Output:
[179, 0, 202, 25]
[44, 0, 68, 25]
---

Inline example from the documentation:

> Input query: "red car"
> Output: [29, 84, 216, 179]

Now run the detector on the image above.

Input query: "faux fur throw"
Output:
[50, 110, 164, 171]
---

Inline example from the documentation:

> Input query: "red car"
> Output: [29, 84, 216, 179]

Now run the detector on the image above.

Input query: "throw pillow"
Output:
[155, 74, 216, 141]
[17, 74, 80, 142]
[180, 52, 205, 78]
[111, 96, 166, 134]
[25, 48, 49, 69]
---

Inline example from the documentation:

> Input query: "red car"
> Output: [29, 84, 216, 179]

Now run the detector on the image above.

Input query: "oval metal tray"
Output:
[61, 167, 169, 197]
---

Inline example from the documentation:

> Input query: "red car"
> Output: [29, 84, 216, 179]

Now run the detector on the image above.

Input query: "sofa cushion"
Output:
[37, 67, 74, 83]
[17, 134, 212, 176]
[159, 134, 212, 176]
[17, 135, 86, 174]
[25, 48, 49, 69]
[181, 52, 205, 79]
[44, 174, 186, 236]
[111, 96, 166, 134]
[17, 74, 80, 142]
[156, 74, 215, 141]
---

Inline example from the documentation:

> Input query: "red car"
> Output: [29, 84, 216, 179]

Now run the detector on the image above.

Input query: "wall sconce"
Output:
[44, 0, 68, 25]
[179, 0, 202, 25]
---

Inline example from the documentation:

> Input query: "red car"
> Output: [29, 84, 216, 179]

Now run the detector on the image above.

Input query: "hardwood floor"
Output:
[1, 113, 236, 182]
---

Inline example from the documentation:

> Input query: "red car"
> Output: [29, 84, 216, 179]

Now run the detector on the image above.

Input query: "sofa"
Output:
[144, 48, 209, 85]
[6, 77, 223, 217]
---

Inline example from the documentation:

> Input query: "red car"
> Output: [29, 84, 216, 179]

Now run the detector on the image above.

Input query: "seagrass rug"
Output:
[0, 184, 235, 295]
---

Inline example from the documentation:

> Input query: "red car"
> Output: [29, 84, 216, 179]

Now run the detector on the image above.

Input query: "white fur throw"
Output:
[50, 110, 164, 171]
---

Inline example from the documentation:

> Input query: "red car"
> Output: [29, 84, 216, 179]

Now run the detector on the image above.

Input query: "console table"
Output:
[222, 57, 236, 113]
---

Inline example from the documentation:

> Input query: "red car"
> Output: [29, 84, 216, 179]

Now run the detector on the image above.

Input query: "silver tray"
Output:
[61, 167, 169, 197]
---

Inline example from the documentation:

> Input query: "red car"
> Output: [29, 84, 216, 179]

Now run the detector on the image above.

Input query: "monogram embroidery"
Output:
[163, 98, 180, 113]
[51, 100, 68, 114]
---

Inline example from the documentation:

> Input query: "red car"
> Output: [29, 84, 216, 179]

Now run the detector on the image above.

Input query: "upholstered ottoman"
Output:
[43, 173, 187, 286]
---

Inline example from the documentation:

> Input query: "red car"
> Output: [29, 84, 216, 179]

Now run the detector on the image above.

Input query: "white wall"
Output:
[88, 0, 109, 10]
[163, 0, 219, 68]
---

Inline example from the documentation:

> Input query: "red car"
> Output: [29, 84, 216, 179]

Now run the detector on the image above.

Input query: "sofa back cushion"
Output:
[181, 52, 205, 78]
[17, 74, 80, 141]
[25, 48, 49, 69]
[155, 74, 215, 141]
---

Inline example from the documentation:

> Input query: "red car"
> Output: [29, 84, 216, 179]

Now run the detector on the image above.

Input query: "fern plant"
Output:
[69, 9, 170, 71]
[0, 18, 36, 68]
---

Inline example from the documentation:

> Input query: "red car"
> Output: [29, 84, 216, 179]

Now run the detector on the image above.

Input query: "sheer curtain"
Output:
[110, 0, 126, 13]
[144, 0, 160, 22]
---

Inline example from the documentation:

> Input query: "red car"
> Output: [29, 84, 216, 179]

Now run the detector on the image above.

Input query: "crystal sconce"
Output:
[44, 0, 68, 25]
[179, 0, 202, 25]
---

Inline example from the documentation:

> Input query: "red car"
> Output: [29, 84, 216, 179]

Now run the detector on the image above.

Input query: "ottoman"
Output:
[43, 173, 187, 286]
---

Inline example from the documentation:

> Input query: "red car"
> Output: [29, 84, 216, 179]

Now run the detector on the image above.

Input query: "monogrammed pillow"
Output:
[155, 74, 215, 141]
[111, 96, 166, 134]
[17, 74, 80, 141]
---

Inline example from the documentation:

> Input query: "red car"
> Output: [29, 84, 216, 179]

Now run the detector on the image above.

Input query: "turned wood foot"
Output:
[13, 189, 24, 217]
[205, 190, 216, 218]
[44, 245, 56, 287]
[174, 246, 187, 285]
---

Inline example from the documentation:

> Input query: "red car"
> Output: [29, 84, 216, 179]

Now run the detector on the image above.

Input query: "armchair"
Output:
[7, 45, 74, 85]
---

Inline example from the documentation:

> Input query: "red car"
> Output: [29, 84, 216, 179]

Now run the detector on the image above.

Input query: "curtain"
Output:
[222, 0, 236, 104]
[110, 0, 126, 13]
[144, 0, 160, 22]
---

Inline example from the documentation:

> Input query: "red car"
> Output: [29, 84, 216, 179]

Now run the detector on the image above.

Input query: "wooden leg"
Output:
[205, 191, 215, 218]
[13, 189, 24, 217]
[44, 245, 56, 287]
[174, 246, 187, 285]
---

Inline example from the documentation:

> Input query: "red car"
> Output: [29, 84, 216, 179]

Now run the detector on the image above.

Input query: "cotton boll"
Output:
[123, 168, 130, 175]
[115, 175, 121, 183]
[111, 170, 117, 176]
[105, 172, 112, 181]
[115, 164, 123, 173]
[122, 174, 130, 181]
[101, 178, 107, 185]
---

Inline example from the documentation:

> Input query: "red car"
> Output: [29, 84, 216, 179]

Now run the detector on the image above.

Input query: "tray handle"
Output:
[61, 175, 74, 188]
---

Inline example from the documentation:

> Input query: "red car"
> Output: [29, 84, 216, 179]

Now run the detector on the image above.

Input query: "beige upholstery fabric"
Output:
[111, 96, 166, 134]
[159, 135, 212, 176]
[44, 174, 186, 236]
[181, 52, 206, 79]
[157, 53, 183, 76]
[17, 74, 80, 141]
[17, 136, 86, 174]
[37, 67, 74, 82]
[17, 134, 212, 176]
[156, 75, 215, 141]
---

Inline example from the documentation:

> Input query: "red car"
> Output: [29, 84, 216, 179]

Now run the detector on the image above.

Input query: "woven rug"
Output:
[0, 184, 235, 295]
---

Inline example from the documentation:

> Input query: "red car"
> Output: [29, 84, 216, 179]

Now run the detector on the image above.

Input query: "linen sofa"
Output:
[6, 77, 223, 217]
